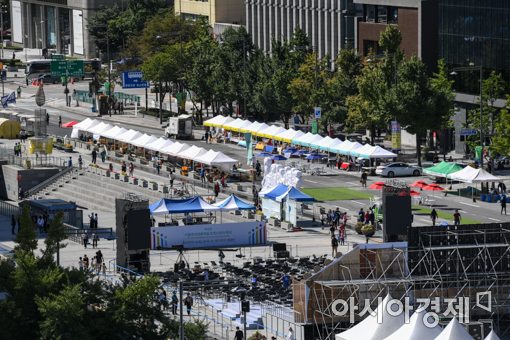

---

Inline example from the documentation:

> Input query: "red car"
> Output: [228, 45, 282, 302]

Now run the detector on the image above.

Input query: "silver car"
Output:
[375, 162, 422, 177]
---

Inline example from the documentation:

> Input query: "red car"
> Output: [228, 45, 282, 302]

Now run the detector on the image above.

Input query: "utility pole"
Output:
[179, 281, 184, 340]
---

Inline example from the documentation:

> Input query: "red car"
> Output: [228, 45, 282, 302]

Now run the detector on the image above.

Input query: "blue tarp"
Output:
[262, 184, 290, 200]
[285, 187, 315, 202]
[262, 184, 315, 202]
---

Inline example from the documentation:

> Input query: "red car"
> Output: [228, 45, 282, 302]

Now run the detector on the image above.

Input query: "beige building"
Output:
[175, 0, 245, 28]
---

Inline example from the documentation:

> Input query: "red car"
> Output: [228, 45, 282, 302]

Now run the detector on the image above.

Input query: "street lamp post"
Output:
[451, 64, 484, 170]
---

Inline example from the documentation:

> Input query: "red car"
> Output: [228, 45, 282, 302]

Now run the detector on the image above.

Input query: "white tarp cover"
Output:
[195, 150, 237, 166]
[179, 145, 207, 160]
[160, 142, 190, 157]
[130, 134, 158, 148]
[88, 122, 113, 135]
[293, 132, 315, 145]
[484, 331, 501, 340]
[203, 115, 234, 127]
[145, 137, 173, 152]
[116, 129, 143, 144]
[384, 309, 442, 340]
[336, 294, 405, 340]
[101, 126, 128, 139]
[434, 318, 473, 340]
[447, 166, 501, 183]
[358, 145, 397, 159]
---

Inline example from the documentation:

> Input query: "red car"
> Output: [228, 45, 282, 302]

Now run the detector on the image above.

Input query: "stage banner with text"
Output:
[151, 222, 267, 250]
[391, 120, 401, 151]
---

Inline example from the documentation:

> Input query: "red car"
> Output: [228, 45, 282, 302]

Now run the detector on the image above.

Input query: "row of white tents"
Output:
[204, 115, 397, 159]
[70, 118, 238, 167]
[336, 295, 499, 340]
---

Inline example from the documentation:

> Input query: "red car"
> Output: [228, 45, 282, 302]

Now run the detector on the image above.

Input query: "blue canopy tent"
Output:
[256, 152, 273, 158]
[282, 187, 315, 202]
[271, 154, 287, 161]
[260, 184, 291, 200]
[260, 185, 315, 227]
[149, 197, 219, 215]
[306, 153, 326, 161]
[213, 194, 255, 211]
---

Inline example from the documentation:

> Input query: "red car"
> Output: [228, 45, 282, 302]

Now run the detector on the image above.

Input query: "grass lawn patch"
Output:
[412, 206, 480, 225]
[302, 187, 372, 201]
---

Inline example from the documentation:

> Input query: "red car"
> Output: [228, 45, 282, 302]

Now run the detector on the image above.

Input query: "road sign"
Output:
[314, 107, 321, 119]
[460, 128, 478, 136]
[50, 60, 84, 77]
[121, 71, 150, 89]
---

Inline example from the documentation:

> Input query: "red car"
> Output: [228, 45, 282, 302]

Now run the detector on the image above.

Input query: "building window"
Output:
[388, 7, 398, 24]
[366, 5, 376, 23]
[377, 6, 387, 24]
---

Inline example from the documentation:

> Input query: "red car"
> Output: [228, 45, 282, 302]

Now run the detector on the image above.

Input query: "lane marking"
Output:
[488, 217, 502, 222]
[458, 201, 479, 208]
[305, 179, 319, 184]
[351, 200, 365, 205]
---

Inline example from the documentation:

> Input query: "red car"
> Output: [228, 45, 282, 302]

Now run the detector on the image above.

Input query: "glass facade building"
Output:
[439, 0, 510, 92]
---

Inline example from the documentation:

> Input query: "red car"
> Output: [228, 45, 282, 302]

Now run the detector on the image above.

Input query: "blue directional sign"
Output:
[314, 107, 321, 119]
[460, 128, 478, 136]
[121, 71, 150, 89]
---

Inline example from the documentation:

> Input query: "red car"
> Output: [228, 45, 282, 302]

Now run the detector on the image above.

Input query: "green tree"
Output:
[40, 212, 67, 266]
[491, 96, 510, 157]
[15, 206, 37, 253]
[36, 285, 88, 340]
[346, 61, 389, 143]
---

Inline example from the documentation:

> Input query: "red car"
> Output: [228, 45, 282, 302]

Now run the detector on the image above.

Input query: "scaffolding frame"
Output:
[301, 226, 510, 340]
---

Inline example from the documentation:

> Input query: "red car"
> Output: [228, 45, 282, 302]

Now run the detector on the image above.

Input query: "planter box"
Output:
[150, 183, 158, 190]
[242, 210, 254, 219]
[161, 185, 169, 194]
[106, 171, 111, 178]
[236, 185, 244, 192]
[140, 180, 148, 188]
[255, 214, 264, 221]
[122, 175, 129, 182]
[268, 217, 280, 227]
[129, 177, 138, 185]
[114, 173, 120, 180]
[281, 221, 293, 231]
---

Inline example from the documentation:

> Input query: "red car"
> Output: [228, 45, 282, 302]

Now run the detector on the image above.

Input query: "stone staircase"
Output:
[29, 167, 210, 212]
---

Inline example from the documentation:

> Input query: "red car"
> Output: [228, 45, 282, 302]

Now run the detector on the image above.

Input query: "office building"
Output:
[10, 0, 122, 58]
[244, 0, 355, 62]
[353, 0, 438, 70]
[175, 0, 245, 35]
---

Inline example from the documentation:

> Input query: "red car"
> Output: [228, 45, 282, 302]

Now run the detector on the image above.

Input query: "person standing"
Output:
[78, 257, 83, 271]
[100, 149, 106, 163]
[169, 170, 175, 189]
[83, 254, 89, 271]
[92, 233, 98, 248]
[94, 213, 99, 228]
[430, 208, 438, 226]
[453, 209, 461, 226]
[58, 115, 62, 127]
[339, 227, 345, 245]
[200, 167, 206, 184]
[214, 181, 220, 197]
[234, 327, 244, 340]
[501, 195, 507, 215]
[91, 149, 97, 164]
[285, 327, 295, 340]
[83, 232, 89, 248]
[171, 291, 179, 315]
[331, 236, 338, 257]
[96, 250, 103, 273]
[156, 160, 161, 175]
[184, 293, 193, 315]
[78, 155, 83, 170]
[67, 157, 72, 167]
[11, 214, 16, 235]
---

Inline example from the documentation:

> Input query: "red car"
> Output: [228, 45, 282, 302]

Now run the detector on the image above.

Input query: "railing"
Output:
[63, 224, 114, 243]
[8, 155, 69, 168]
[25, 166, 75, 198]
[0, 200, 21, 217]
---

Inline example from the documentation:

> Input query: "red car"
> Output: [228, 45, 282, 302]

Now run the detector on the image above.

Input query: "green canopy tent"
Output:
[423, 161, 463, 177]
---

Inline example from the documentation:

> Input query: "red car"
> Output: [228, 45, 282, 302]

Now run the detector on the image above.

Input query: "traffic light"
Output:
[241, 301, 250, 313]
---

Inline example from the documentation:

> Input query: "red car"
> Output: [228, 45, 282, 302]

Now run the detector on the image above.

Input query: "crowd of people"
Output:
[78, 250, 105, 274]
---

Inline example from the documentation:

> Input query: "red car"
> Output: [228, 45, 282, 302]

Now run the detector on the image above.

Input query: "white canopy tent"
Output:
[384, 309, 442, 340]
[195, 150, 237, 167]
[275, 129, 304, 143]
[73, 118, 99, 131]
[179, 145, 207, 160]
[434, 318, 473, 340]
[484, 330, 501, 340]
[358, 145, 397, 159]
[307, 134, 325, 148]
[223, 118, 250, 132]
[161, 142, 190, 157]
[244, 121, 268, 135]
[293, 132, 315, 146]
[336, 295, 405, 340]
[116, 129, 143, 144]
[130, 134, 158, 148]
[338, 141, 363, 156]
[328, 139, 347, 153]
[101, 126, 128, 140]
[88, 122, 114, 135]
[316, 136, 336, 151]
[260, 125, 286, 139]
[145, 137, 173, 152]
[448, 166, 501, 183]
[203, 115, 234, 128]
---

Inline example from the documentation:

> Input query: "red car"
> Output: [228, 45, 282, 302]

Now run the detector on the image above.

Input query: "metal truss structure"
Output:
[294, 224, 510, 340]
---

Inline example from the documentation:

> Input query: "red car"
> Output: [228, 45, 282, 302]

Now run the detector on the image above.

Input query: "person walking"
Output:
[200, 167, 206, 185]
[285, 327, 296, 340]
[171, 291, 179, 315]
[91, 149, 97, 164]
[83, 254, 89, 271]
[214, 181, 220, 198]
[501, 195, 507, 215]
[67, 156, 72, 167]
[78, 155, 83, 170]
[204, 130, 209, 144]
[83, 232, 89, 248]
[169, 170, 175, 189]
[453, 209, 461, 226]
[78, 257, 83, 271]
[430, 208, 438, 226]
[331, 236, 339, 257]
[58, 115, 62, 127]
[128, 162, 134, 177]
[156, 160, 161, 175]
[100, 149, 106, 163]
[339, 228, 345, 245]
[360, 171, 368, 188]
[234, 326, 244, 340]
[92, 233, 99, 248]
[11, 214, 16, 235]
[96, 250, 103, 273]
[184, 293, 193, 315]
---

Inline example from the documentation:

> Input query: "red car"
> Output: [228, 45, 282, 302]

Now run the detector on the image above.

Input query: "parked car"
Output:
[375, 163, 422, 177]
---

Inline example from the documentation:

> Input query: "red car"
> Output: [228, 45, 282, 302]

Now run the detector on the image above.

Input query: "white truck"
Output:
[165, 114, 193, 140]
